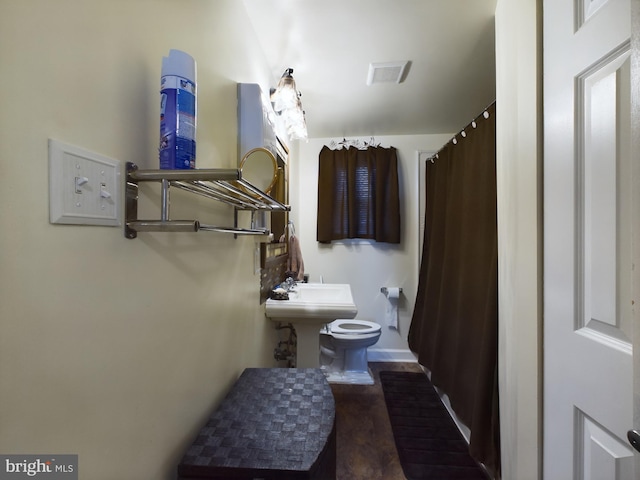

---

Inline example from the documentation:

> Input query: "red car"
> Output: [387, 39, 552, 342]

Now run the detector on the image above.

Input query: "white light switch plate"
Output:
[49, 139, 121, 226]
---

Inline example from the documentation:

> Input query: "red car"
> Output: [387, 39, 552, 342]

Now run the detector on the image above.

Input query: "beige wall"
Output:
[291, 135, 451, 361]
[495, 0, 542, 478]
[0, 2, 280, 478]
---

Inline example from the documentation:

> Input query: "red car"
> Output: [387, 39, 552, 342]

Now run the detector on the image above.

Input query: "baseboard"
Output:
[368, 348, 418, 363]
[419, 365, 472, 444]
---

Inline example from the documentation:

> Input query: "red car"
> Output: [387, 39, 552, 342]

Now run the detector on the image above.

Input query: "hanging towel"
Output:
[288, 235, 305, 281]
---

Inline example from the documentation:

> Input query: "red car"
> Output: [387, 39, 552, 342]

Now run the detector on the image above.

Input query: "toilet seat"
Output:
[329, 319, 381, 335]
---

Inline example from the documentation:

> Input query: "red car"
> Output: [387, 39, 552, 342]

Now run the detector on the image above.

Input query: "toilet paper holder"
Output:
[380, 287, 402, 295]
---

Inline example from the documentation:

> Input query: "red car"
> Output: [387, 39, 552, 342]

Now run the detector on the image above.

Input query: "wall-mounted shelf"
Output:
[125, 162, 290, 239]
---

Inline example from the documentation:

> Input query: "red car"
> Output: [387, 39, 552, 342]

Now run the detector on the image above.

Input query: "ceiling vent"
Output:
[366, 61, 410, 86]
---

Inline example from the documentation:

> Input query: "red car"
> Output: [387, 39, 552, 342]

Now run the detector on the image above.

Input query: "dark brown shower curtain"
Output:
[408, 103, 500, 477]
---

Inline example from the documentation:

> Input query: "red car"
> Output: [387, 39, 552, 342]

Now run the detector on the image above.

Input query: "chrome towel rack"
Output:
[125, 162, 290, 239]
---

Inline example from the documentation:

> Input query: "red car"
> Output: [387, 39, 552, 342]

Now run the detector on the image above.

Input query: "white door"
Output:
[543, 0, 636, 478]
[632, 1, 640, 474]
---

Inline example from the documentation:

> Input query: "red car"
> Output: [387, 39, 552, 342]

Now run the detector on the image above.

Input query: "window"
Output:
[317, 145, 400, 243]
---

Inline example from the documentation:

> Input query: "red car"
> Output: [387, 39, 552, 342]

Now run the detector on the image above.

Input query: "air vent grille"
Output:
[366, 61, 409, 85]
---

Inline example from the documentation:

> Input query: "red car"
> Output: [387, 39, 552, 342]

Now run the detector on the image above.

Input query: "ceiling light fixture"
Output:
[271, 68, 308, 141]
[366, 61, 410, 86]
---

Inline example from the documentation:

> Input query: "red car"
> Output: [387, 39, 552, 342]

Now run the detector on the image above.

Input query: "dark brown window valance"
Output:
[316, 145, 400, 243]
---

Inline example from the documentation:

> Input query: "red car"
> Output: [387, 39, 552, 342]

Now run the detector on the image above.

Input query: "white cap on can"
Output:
[161, 49, 196, 83]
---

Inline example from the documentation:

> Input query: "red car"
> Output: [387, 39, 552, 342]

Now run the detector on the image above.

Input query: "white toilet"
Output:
[319, 319, 382, 385]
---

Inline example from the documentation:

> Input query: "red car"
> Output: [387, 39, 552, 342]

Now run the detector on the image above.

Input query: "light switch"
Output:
[49, 139, 121, 226]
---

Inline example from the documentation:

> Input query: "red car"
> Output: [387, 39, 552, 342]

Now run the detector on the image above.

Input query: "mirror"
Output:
[240, 147, 278, 195]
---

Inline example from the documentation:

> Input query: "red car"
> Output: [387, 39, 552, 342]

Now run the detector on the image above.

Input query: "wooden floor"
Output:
[330, 362, 424, 480]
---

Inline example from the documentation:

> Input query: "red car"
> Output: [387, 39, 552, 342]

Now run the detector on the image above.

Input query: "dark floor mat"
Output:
[379, 371, 490, 480]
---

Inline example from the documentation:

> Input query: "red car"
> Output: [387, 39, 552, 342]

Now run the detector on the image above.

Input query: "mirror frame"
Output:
[239, 147, 278, 195]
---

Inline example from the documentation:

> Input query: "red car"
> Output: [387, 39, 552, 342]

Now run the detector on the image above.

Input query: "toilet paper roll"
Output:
[385, 287, 401, 299]
[384, 287, 401, 329]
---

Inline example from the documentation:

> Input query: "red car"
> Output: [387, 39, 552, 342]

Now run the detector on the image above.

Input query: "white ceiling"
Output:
[241, 0, 497, 139]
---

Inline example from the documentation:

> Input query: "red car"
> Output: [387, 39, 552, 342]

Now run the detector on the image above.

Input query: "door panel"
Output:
[576, 410, 634, 479]
[578, 48, 632, 346]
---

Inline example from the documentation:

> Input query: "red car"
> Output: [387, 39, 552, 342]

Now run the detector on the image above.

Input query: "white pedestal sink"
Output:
[265, 283, 358, 368]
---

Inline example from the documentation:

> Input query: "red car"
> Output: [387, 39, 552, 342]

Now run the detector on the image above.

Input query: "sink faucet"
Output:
[282, 277, 297, 291]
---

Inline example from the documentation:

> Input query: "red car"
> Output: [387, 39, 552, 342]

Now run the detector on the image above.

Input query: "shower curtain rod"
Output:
[428, 100, 496, 163]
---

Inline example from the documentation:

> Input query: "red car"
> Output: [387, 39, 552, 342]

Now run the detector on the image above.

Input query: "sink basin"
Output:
[265, 283, 358, 368]
[265, 283, 358, 322]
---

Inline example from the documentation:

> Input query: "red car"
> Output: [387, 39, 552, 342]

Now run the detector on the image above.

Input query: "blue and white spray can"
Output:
[159, 49, 196, 169]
